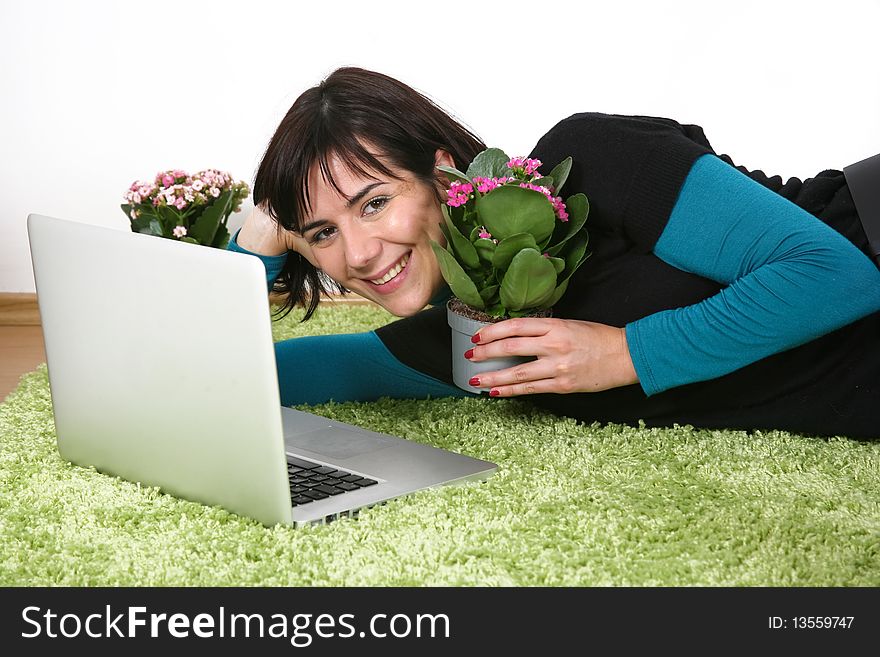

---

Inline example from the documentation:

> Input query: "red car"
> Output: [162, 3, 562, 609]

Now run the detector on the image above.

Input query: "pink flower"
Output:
[174, 197, 188, 210]
[161, 174, 174, 188]
[172, 225, 187, 238]
[519, 183, 569, 221]
[446, 180, 473, 207]
[507, 156, 542, 176]
[473, 176, 509, 194]
[478, 227, 492, 239]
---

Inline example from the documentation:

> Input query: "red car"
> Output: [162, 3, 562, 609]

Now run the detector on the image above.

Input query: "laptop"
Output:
[26, 213, 497, 527]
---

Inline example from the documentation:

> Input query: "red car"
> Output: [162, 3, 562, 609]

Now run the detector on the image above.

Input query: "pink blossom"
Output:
[173, 225, 187, 238]
[478, 227, 492, 239]
[519, 183, 569, 221]
[446, 180, 473, 207]
[174, 197, 188, 210]
[507, 156, 542, 176]
[473, 176, 509, 194]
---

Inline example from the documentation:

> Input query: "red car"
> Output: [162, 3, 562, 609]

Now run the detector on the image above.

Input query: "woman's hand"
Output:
[466, 317, 639, 396]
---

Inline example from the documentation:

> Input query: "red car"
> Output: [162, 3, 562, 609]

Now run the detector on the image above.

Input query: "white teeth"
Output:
[370, 254, 409, 285]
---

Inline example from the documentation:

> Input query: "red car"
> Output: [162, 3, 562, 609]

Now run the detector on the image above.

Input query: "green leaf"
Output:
[479, 284, 499, 303]
[491, 233, 538, 271]
[499, 248, 558, 311]
[549, 256, 565, 275]
[190, 190, 233, 245]
[474, 238, 496, 264]
[211, 224, 230, 249]
[486, 302, 506, 318]
[437, 165, 471, 184]
[179, 237, 199, 244]
[430, 240, 484, 308]
[156, 205, 182, 236]
[531, 175, 554, 190]
[546, 193, 589, 256]
[561, 230, 590, 278]
[130, 210, 163, 237]
[547, 157, 572, 194]
[538, 278, 570, 310]
[476, 185, 556, 244]
[466, 148, 511, 180]
[441, 204, 479, 269]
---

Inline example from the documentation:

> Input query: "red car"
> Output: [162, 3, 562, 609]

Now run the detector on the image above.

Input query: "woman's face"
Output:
[293, 148, 451, 317]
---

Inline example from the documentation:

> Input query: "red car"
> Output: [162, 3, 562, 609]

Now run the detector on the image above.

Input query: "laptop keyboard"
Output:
[287, 455, 378, 507]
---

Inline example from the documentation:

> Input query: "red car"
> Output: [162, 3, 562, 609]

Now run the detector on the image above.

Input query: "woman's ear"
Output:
[433, 149, 457, 193]
[434, 148, 455, 170]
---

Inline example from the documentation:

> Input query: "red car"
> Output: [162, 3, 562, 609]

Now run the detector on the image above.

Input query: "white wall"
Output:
[2, 0, 879, 292]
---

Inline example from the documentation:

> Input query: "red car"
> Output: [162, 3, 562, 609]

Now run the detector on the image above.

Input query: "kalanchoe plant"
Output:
[122, 169, 250, 249]
[430, 149, 590, 318]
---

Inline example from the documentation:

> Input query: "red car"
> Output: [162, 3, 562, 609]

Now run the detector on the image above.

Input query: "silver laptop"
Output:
[26, 213, 497, 527]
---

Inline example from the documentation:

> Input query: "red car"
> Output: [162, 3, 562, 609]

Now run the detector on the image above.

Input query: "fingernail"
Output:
[468, 376, 480, 387]
[471, 333, 481, 344]
[489, 389, 500, 397]
[464, 348, 474, 359]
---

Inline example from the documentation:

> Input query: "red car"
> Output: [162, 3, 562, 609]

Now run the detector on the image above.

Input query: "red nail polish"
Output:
[464, 348, 474, 359]
[468, 376, 480, 387]
[471, 333, 481, 344]
[489, 389, 500, 397]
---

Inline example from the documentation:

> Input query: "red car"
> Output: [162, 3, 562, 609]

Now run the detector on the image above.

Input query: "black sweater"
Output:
[376, 114, 879, 439]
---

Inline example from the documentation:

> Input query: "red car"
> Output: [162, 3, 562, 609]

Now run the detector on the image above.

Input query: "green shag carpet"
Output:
[2, 303, 878, 586]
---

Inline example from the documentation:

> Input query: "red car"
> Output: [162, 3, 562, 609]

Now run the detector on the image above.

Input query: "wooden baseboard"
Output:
[0, 294, 40, 326]
[0, 292, 377, 327]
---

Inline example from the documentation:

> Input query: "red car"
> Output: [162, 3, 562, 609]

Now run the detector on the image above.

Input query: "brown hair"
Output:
[253, 67, 486, 321]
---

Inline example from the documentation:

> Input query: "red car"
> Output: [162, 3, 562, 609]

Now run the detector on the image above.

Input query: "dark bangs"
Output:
[253, 67, 486, 321]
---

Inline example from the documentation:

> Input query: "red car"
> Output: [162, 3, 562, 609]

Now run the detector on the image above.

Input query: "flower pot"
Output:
[447, 299, 538, 393]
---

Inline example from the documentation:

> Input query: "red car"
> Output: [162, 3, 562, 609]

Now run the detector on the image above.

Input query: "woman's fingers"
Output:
[471, 317, 556, 344]
[469, 358, 557, 392]
[466, 335, 550, 361]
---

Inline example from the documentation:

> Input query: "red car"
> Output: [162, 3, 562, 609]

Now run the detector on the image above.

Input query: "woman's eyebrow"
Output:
[300, 181, 386, 234]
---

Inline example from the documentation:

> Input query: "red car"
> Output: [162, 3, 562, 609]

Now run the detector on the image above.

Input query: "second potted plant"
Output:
[431, 150, 591, 392]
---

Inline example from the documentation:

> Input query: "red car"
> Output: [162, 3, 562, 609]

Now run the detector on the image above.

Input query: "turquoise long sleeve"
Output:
[274, 332, 470, 406]
[225, 227, 470, 405]
[626, 154, 880, 396]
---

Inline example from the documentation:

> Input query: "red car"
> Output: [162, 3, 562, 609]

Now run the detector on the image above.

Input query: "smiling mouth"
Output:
[368, 253, 410, 285]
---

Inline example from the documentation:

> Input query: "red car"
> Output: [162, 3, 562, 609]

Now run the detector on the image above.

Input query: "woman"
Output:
[230, 67, 880, 439]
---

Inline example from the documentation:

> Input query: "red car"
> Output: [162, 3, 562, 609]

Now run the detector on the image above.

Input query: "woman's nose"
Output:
[342, 224, 382, 270]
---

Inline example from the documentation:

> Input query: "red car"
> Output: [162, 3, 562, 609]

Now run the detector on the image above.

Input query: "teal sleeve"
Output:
[274, 331, 474, 406]
[226, 227, 288, 291]
[626, 154, 880, 396]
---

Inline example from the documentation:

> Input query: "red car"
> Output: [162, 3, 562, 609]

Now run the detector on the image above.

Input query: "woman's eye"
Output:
[310, 227, 336, 244]
[364, 196, 388, 215]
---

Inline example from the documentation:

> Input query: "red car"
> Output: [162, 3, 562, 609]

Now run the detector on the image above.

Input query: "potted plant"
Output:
[122, 169, 250, 249]
[431, 150, 590, 392]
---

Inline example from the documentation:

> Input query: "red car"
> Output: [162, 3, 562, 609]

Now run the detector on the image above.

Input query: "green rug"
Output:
[1, 303, 878, 586]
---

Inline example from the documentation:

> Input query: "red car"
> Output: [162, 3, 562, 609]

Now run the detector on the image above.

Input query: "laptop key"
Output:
[323, 477, 343, 486]
[311, 474, 329, 482]
[291, 495, 313, 506]
[290, 485, 308, 494]
[352, 478, 378, 487]
[337, 482, 360, 491]
[313, 484, 345, 496]
[287, 456, 321, 470]
[303, 490, 330, 500]
[290, 476, 310, 485]
[341, 474, 365, 483]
